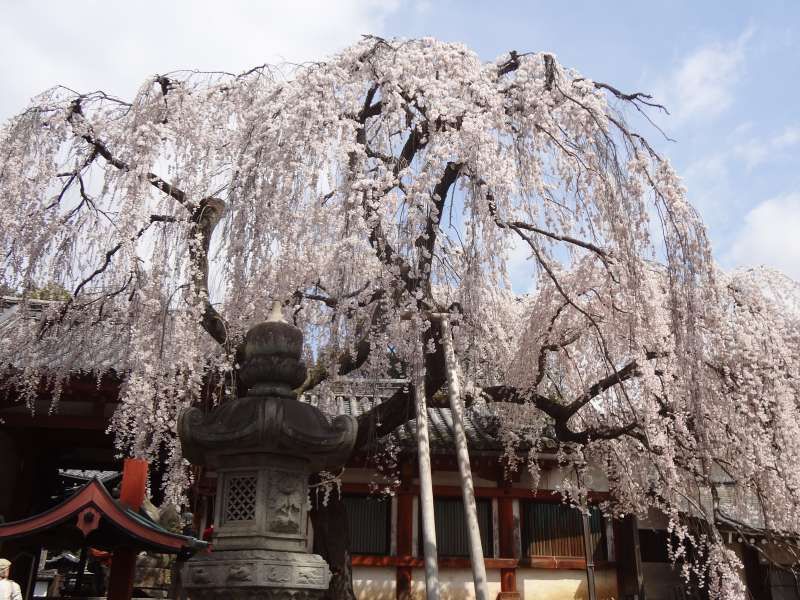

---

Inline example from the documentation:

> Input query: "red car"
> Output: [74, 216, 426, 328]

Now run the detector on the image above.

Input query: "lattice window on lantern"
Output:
[224, 473, 257, 522]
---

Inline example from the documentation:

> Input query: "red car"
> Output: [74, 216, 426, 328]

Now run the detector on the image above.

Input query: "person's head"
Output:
[0, 558, 10, 578]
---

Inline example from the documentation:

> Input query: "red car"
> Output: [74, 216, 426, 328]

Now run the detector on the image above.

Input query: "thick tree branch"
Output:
[479, 385, 570, 420]
[507, 220, 610, 261]
[554, 419, 641, 445]
[415, 162, 461, 292]
[563, 355, 651, 416]
[353, 92, 426, 304]
[295, 309, 379, 396]
[480, 384, 643, 445]
[187, 197, 229, 349]
[353, 319, 448, 451]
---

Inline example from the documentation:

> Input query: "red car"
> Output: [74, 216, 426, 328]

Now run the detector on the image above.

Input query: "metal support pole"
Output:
[74, 545, 88, 595]
[439, 316, 489, 600]
[25, 550, 40, 600]
[413, 340, 440, 600]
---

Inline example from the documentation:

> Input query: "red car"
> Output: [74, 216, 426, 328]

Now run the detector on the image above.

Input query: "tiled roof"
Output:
[0, 479, 207, 556]
[715, 483, 767, 531]
[59, 469, 119, 483]
[308, 380, 780, 534]
[0, 296, 53, 334]
[305, 378, 505, 453]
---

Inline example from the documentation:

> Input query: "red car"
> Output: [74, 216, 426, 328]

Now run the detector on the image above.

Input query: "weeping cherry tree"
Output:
[1, 36, 798, 599]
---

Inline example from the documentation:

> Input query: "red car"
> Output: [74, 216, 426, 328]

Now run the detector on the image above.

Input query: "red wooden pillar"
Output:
[396, 462, 415, 600]
[497, 491, 520, 600]
[107, 458, 148, 600]
[397, 564, 413, 600]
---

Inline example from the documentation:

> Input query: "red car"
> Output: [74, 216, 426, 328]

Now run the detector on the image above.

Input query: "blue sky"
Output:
[2, 0, 797, 278]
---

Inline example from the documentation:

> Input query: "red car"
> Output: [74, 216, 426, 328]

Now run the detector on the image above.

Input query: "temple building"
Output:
[0, 299, 795, 600]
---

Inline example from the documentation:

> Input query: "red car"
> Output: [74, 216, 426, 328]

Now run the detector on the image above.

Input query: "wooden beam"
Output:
[498, 495, 516, 558]
[354, 555, 519, 568]
[396, 494, 414, 557]
[341, 481, 610, 502]
[0, 413, 108, 430]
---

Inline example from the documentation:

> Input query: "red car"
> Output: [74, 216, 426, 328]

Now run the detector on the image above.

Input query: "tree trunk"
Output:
[310, 489, 357, 600]
[312, 321, 450, 600]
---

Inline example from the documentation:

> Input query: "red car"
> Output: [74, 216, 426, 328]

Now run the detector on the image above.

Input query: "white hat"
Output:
[0, 558, 9, 576]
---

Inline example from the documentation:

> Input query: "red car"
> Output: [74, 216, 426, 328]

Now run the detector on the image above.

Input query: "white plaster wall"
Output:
[409, 568, 502, 600]
[519, 568, 618, 600]
[353, 566, 396, 600]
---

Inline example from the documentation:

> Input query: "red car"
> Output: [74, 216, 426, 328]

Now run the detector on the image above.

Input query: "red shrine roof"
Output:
[0, 479, 207, 557]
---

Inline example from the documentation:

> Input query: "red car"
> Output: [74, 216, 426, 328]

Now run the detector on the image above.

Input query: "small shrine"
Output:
[0, 458, 207, 599]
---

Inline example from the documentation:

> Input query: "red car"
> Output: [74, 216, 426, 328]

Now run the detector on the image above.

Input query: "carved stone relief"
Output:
[266, 565, 292, 584]
[295, 567, 325, 586]
[227, 564, 254, 582]
[267, 470, 303, 534]
[190, 567, 212, 585]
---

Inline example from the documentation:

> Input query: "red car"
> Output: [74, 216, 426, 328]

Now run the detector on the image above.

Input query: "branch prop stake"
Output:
[413, 334, 440, 600]
[438, 314, 489, 600]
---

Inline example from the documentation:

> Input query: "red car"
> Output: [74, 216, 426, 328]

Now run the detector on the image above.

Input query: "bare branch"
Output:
[72, 214, 174, 299]
[589, 80, 669, 114]
[66, 97, 194, 211]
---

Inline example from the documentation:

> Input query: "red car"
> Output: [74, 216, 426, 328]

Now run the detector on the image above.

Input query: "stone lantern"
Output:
[178, 303, 357, 599]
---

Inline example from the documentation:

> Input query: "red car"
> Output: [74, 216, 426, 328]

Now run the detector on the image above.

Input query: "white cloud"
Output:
[658, 29, 751, 121]
[733, 125, 800, 170]
[0, 0, 400, 120]
[775, 126, 800, 147]
[725, 193, 800, 279]
[681, 123, 800, 234]
[413, 0, 433, 13]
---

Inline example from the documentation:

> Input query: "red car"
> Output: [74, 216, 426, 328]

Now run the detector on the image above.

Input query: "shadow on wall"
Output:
[411, 567, 502, 600]
[353, 566, 620, 600]
[572, 574, 615, 600]
[353, 566, 396, 600]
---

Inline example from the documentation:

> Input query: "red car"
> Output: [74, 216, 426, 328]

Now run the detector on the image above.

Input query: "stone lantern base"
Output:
[184, 549, 330, 600]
